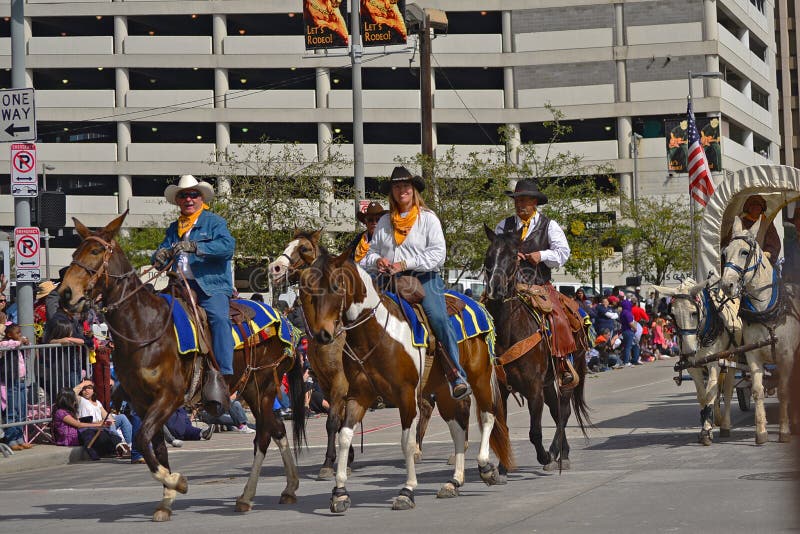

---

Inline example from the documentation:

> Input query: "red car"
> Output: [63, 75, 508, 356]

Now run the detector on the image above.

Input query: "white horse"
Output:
[654, 278, 740, 445]
[720, 216, 800, 444]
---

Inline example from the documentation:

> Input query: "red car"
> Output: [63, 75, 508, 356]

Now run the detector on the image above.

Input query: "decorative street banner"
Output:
[361, 0, 407, 46]
[665, 116, 721, 173]
[303, 0, 350, 50]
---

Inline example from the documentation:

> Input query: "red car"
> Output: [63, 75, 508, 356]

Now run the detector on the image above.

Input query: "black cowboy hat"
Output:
[382, 166, 425, 193]
[357, 201, 388, 224]
[504, 178, 548, 204]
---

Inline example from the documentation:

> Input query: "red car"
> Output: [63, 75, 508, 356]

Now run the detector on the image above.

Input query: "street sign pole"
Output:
[11, 0, 34, 345]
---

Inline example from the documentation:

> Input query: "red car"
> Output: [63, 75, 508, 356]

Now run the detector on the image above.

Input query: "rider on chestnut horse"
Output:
[495, 178, 578, 387]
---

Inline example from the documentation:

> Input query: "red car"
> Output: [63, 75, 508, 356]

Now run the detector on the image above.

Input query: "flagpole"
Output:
[688, 70, 697, 281]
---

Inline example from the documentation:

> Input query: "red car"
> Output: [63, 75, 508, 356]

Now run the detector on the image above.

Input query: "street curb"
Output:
[0, 445, 87, 474]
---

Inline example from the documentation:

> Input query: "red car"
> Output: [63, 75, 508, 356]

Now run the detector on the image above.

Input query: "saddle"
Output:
[515, 282, 581, 357]
[410, 294, 467, 389]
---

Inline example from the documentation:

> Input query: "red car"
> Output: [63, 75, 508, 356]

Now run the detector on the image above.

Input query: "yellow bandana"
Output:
[520, 211, 536, 240]
[392, 206, 419, 246]
[177, 204, 209, 238]
[354, 233, 370, 262]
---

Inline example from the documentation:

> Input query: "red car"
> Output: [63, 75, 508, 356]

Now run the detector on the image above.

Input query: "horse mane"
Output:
[293, 229, 319, 241]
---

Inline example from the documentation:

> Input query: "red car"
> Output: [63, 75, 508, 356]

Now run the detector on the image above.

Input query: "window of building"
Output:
[131, 122, 215, 143]
[751, 84, 769, 110]
[33, 68, 115, 90]
[438, 123, 502, 145]
[42, 174, 118, 195]
[753, 133, 770, 157]
[128, 15, 212, 36]
[228, 68, 316, 90]
[727, 121, 747, 145]
[365, 123, 420, 144]
[129, 68, 214, 90]
[749, 34, 768, 62]
[435, 68, 503, 90]
[750, 0, 765, 14]
[445, 11, 501, 34]
[0, 69, 11, 89]
[37, 121, 116, 143]
[0, 17, 9, 38]
[329, 69, 352, 90]
[521, 119, 617, 143]
[227, 13, 303, 36]
[31, 16, 113, 36]
[230, 122, 317, 144]
[132, 175, 172, 196]
[633, 115, 685, 139]
[363, 68, 421, 90]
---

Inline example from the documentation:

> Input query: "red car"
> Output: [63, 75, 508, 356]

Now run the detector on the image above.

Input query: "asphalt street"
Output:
[1, 360, 797, 534]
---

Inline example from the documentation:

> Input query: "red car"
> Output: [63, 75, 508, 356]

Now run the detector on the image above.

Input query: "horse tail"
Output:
[571, 339, 592, 437]
[488, 361, 516, 471]
[287, 349, 308, 455]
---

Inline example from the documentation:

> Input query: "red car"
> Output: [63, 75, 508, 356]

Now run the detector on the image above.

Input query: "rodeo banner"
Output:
[361, 0, 407, 46]
[303, 0, 350, 50]
[665, 116, 722, 173]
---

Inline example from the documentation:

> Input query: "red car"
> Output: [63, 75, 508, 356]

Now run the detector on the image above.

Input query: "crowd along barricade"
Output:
[0, 343, 92, 444]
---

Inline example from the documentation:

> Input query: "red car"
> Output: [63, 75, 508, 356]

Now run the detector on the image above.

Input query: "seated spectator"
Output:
[199, 394, 254, 434]
[304, 367, 329, 415]
[75, 381, 132, 458]
[165, 406, 208, 441]
[589, 328, 621, 371]
[0, 323, 32, 451]
[51, 388, 122, 461]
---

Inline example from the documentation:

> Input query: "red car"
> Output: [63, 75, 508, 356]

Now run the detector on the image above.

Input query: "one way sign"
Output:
[0, 88, 36, 143]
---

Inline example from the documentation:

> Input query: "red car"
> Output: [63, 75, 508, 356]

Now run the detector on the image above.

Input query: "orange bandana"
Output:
[354, 233, 370, 262]
[392, 206, 419, 246]
[177, 204, 208, 238]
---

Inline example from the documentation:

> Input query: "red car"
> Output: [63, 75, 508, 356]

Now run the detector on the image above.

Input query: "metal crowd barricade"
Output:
[0, 343, 92, 444]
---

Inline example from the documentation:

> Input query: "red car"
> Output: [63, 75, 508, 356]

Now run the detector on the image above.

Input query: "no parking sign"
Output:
[14, 227, 41, 282]
[11, 143, 37, 197]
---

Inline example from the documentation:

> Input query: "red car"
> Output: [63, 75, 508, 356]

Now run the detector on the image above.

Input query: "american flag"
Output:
[687, 100, 715, 207]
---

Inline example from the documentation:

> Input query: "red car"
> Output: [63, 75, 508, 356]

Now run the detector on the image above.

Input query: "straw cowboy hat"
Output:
[357, 201, 388, 224]
[164, 175, 215, 205]
[505, 178, 548, 204]
[36, 280, 56, 301]
[382, 166, 425, 193]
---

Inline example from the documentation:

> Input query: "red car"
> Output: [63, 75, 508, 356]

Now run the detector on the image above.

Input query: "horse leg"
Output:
[391, 387, 419, 511]
[497, 388, 511, 477]
[529, 388, 550, 467]
[318, 410, 340, 480]
[414, 393, 434, 463]
[687, 367, 713, 446]
[434, 391, 468, 499]
[777, 351, 792, 443]
[544, 387, 572, 471]
[470, 370, 503, 486]
[747, 354, 769, 444]
[330, 398, 368, 514]
[718, 367, 735, 438]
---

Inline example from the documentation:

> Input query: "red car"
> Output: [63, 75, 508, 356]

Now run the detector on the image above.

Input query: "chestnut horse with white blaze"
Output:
[58, 212, 307, 521]
[300, 248, 513, 513]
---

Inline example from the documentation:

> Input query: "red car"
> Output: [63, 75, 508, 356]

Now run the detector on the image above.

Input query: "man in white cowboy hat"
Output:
[495, 178, 577, 387]
[153, 174, 236, 415]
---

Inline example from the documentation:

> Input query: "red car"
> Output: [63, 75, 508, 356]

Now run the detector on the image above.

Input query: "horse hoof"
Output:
[330, 495, 351, 514]
[413, 451, 423, 463]
[279, 493, 297, 505]
[235, 500, 252, 513]
[755, 432, 768, 445]
[494, 474, 508, 485]
[436, 482, 459, 499]
[719, 428, 731, 438]
[392, 495, 415, 510]
[543, 461, 560, 472]
[560, 459, 571, 470]
[779, 432, 791, 443]
[700, 435, 712, 446]
[479, 464, 500, 486]
[153, 508, 172, 522]
[318, 467, 335, 480]
[175, 474, 189, 494]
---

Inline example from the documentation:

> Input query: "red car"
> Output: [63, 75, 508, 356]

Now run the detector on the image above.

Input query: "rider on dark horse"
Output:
[495, 178, 577, 387]
[152, 174, 235, 416]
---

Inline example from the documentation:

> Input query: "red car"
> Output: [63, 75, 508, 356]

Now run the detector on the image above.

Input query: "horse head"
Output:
[59, 210, 131, 314]
[720, 216, 763, 298]
[299, 247, 366, 345]
[269, 229, 323, 287]
[654, 278, 705, 356]
[483, 223, 523, 301]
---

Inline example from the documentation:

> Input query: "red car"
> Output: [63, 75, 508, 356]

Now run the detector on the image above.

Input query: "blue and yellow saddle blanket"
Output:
[385, 290, 496, 359]
[160, 295, 296, 355]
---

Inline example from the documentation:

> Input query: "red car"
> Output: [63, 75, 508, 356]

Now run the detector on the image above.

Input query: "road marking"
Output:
[611, 378, 672, 393]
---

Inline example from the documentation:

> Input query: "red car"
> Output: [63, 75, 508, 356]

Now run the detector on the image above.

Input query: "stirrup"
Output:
[450, 381, 472, 401]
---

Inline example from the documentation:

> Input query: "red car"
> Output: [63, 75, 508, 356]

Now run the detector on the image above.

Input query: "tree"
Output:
[616, 195, 694, 286]
[116, 224, 168, 269]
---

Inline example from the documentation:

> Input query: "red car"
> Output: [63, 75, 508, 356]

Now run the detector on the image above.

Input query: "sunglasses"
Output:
[365, 217, 381, 223]
[177, 191, 202, 200]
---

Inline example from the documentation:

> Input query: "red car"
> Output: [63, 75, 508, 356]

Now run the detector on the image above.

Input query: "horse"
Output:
[719, 216, 800, 444]
[653, 277, 739, 445]
[58, 212, 308, 521]
[299, 248, 513, 512]
[483, 225, 590, 471]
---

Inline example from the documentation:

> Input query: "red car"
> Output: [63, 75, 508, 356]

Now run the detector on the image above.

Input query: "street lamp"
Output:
[687, 71, 723, 281]
[41, 163, 56, 280]
[42, 163, 55, 191]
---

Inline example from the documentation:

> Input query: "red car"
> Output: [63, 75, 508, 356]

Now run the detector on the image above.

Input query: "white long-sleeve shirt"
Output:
[363, 209, 446, 273]
[494, 213, 571, 269]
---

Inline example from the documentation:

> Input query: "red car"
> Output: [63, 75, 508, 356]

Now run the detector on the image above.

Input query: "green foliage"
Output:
[116, 225, 167, 269]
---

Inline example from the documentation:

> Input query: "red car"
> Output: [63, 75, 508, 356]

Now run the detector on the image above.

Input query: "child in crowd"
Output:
[0, 323, 32, 451]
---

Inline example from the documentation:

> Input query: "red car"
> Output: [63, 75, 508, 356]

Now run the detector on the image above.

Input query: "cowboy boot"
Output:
[438, 342, 472, 401]
[202, 368, 231, 418]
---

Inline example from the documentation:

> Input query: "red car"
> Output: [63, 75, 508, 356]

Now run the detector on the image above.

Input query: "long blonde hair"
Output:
[388, 185, 428, 215]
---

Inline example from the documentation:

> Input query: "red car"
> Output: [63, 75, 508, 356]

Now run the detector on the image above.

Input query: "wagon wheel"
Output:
[737, 386, 752, 411]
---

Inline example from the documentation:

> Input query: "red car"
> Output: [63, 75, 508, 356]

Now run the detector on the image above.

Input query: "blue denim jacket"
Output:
[155, 210, 235, 296]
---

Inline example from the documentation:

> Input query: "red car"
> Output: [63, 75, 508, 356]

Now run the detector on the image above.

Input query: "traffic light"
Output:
[35, 191, 66, 229]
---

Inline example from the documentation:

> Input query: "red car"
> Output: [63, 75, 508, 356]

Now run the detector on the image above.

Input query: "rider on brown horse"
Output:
[152, 174, 235, 416]
[348, 201, 388, 265]
[495, 178, 577, 386]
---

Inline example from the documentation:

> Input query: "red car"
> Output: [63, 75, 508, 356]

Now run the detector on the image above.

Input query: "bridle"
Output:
[722, 235, 762, 296]
[485, 242, 520, 302]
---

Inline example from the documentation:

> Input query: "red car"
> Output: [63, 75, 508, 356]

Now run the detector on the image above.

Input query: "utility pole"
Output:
[11, 0, 34, 345]
[419, 14, 433, 182]
[350, 4, 365, 205]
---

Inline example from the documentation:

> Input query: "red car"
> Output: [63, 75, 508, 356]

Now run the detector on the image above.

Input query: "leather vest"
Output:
[504, 214, 552, 285]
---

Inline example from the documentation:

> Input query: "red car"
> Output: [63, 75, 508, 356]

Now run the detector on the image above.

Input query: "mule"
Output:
[299, 248, 513, 512]
[653, 277, 739, 445]
[720, 216, 800, 444]
[58, 212, 307, 521]
[483, 225, 590, 471]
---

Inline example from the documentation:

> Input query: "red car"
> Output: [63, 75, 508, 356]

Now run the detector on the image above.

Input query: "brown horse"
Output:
[484, 225, 590, 471]
[58, 212, 308, 521]
[300, 248, 513, 513]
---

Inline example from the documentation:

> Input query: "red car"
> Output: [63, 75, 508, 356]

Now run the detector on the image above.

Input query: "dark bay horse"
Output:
[300, 248, 513, 513]
[483, 225, 590, 471]
[58, 212, 307, 521]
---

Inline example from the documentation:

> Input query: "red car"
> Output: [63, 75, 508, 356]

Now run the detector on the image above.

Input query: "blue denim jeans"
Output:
[202, 400, 249, 429]
[621, 330, 640, 364]
[416, 272, 467, 384]
[128, 410, 143, 462]
[3, 380, 26, 443]
[189, 280, 234, 375]
[112, 413, 133, 444]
